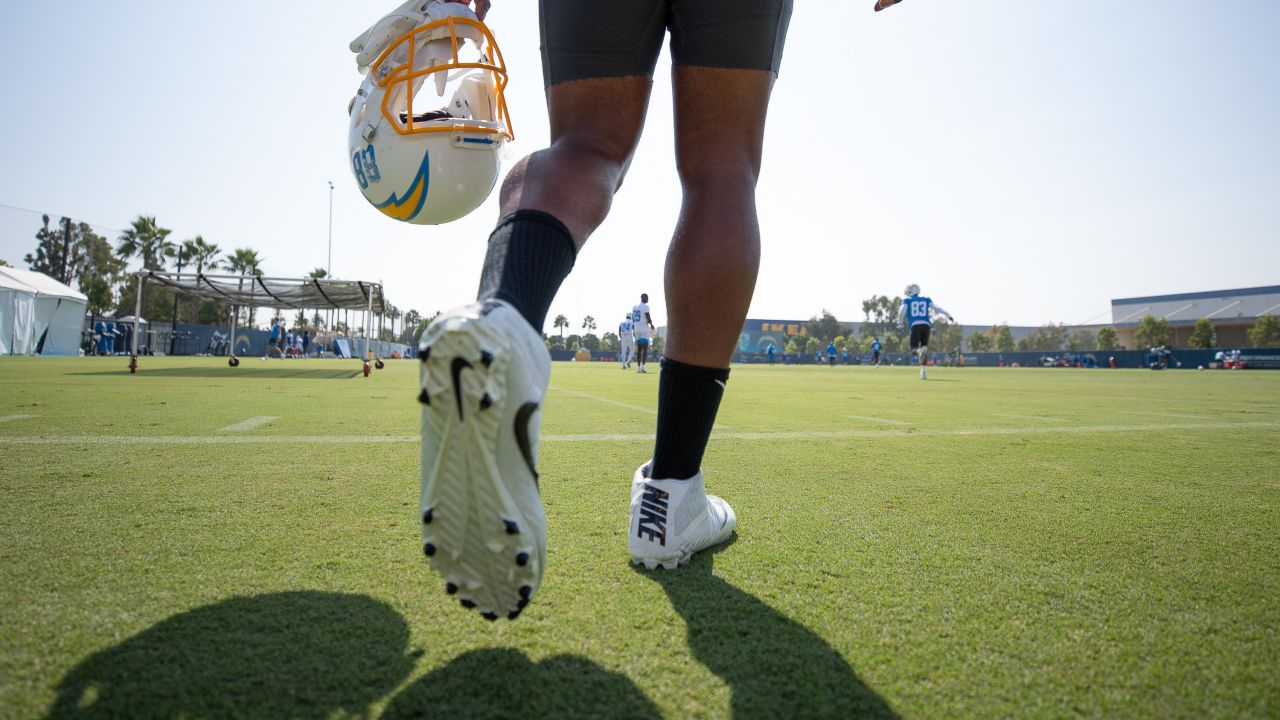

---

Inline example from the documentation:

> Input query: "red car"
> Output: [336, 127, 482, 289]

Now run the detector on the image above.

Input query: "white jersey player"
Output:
[631, 293, 656, 373]
[619, 315, 636, 368]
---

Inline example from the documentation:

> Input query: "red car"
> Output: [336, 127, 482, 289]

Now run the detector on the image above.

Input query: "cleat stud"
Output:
[418, 389, 431, 405]
[422, 508, 433, 524]
[480, 394, 493, 410]
[516, 597, 529, 610]
[482, 611, 498, 622]
[503, 520, 518, 535]
[460, 599, 476, 609]
[480, 351, 494, 367]
[515, 552, 529, 567]
[418, 347, 431, 362]
[508, 609, 522, 620]
[446, 582, 458, 595]
[519, 585, 532, 599]
[423, 542, 436, 557]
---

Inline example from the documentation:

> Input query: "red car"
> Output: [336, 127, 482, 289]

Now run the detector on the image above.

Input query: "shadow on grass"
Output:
[46, 591, 414, 719]
[69, 367, 362, 380]
[641, 539, 898, 719]
[380, 648, 661, 719]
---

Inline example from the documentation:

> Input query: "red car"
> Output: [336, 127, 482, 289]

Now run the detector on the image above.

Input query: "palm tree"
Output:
[402, 309, 421, 344]
[223, 248, 264, 326]
[115, 215, 173, 271]
[222, 247, 263, 276]
[115, 215, 173, 318]
[554, 314, 569, 338]
[582, 315, 597, 335]
[182, 235, 222, 275]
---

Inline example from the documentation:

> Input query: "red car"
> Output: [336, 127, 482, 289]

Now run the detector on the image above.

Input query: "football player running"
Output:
[631, 293, 655, 374]
[354, 0, 906, 621]
[898, 284, 955, 380]
[619, 313, 635, 369]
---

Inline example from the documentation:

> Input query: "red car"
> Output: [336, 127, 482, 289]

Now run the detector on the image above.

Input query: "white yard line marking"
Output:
[843, 415, 912, 426]
[991, 413, 1068, 423]
[550, 387, 655, 415]
[550, 387, 732, 429]
[3, 421, 1276, 446]
[219, 416, 279, 433]
[0, 415, 36, 423]
[1119, 410, 1214, 421]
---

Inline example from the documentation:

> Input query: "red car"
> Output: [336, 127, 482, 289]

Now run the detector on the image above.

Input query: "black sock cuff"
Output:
[659, 357, 730, 383]
[493, 210, 577, 260]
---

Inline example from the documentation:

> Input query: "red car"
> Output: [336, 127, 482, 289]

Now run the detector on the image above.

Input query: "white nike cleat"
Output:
[629, 464, 736, 570]
[417, 299, 549, 621]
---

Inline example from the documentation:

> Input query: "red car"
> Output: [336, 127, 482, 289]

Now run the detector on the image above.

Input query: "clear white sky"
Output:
[1, 1, 1276, 332]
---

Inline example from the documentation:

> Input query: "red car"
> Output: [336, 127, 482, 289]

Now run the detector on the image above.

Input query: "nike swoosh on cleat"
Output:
[450, 357, 474, 420]
[514, 402, 540, 485]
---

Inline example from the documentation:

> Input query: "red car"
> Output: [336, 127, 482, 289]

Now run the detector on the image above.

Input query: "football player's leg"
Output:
[419, 0, 665, 618]
[648, 65, 777, 473]
[646, 0, 791, 479]
[481, 0, 666, 330]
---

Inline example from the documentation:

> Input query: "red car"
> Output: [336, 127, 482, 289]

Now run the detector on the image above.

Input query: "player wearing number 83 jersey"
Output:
[898, 284, 954, 380]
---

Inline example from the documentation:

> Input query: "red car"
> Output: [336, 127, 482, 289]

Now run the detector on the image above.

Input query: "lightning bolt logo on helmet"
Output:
[347, 0, 513, 225]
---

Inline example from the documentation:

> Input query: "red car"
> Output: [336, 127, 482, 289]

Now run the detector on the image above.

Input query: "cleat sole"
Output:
[418, 307, 547, 620]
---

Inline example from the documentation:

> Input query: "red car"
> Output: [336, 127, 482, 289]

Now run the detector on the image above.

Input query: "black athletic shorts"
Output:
[909, 325, 931, 351]
[540, 0, 793, 87]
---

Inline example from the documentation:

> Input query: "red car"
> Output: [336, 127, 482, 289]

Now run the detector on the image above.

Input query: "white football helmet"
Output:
[348, 0, 513, 225]
[904, 284, 921, 297]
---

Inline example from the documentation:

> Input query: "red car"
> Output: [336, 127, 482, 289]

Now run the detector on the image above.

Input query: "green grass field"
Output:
[2, 356, 1278, 719]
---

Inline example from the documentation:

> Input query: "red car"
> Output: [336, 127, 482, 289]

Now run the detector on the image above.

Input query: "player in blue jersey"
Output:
[619, 314, 635, 368]
[766, 342, 777, 365]
[871, 337, 882, 367]
[897, 284, 954, 380]
[826, 341, 837, 367]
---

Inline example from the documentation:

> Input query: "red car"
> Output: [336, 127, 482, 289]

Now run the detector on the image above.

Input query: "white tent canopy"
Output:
[0, 271, 37, 355]
[0, 268, 88, 356]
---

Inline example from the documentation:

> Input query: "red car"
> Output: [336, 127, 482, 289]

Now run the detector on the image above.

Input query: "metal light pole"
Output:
[327, 181, 334, 276]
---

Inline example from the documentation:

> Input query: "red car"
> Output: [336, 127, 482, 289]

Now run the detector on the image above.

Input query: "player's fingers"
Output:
[874, 0, 904, 11]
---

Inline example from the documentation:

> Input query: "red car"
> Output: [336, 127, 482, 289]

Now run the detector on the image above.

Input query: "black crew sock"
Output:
[476, 210, 576, 331]
[650, 358, 731, 480]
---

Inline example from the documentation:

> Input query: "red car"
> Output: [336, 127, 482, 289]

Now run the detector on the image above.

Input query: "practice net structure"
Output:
[128, 271, 391, 370]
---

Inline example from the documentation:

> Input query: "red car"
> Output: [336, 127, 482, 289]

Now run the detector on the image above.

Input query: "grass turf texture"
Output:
[1, 356, 1277, 719]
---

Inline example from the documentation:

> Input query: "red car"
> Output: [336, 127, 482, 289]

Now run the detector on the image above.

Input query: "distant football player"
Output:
[766, 342, 777, 365]
[619, 313, 635, 369]
[631, 293, 655, 374]
[871, 336, 882, 367]
[826, 341, 837, 367]
[898, 284, 954, 380]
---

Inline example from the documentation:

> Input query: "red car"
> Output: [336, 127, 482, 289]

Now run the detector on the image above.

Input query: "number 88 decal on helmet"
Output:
[347, 0, 513, 225]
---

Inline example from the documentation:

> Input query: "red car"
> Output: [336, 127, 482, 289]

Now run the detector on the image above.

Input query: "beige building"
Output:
[1111, 286, 1280, 348]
